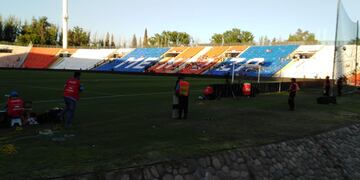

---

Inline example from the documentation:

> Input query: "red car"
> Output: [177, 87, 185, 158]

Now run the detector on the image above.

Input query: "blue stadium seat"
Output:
[206, 45, 299, 77]
[96, 48, 169, 72]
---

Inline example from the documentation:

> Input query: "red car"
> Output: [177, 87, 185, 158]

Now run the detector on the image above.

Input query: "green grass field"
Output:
[0, 70, 360, 179]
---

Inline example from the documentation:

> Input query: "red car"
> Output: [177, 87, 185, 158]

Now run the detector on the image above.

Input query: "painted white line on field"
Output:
[22, 85, 114, 96]
[33, 91, 174, 104]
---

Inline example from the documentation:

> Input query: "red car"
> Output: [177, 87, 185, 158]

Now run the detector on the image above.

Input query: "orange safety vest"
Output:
[179, 80, 190, 97]
[242, 83, 251, 96]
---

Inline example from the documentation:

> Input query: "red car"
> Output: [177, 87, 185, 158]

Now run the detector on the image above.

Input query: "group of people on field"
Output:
[2, 72, 83, 129]
[3, 70, 351, 129]
[288, 76, 345, 111]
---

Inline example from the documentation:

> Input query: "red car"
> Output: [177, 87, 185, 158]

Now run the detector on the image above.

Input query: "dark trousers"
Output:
[59, 97, 77, 128]
[178, 96, 189, 119]
[324, 86, 330, 96]
[337, 86, 342, 96]
[288, 92, 296, 110]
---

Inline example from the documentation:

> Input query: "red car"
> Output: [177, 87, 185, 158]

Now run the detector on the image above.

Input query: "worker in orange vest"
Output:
[176, 76, 190, 119]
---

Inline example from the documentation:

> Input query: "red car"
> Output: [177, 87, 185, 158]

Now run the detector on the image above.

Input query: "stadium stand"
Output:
[113, 48, 134, 58]
[180, 46, 230, 74]
[205, 45, 299, 77]
[0, 45, 31, 68]
[23, 47, 61, 69]
[154, 47, 205, 73]
[335, 45, 359, 79]
[226, 46, 249, 57]
[95, 48, 169, 72]
[275, 45, 333, 79]
[148, 47, 188, 73]
[238, 45, 299, 77]
[51, 49, 116, 70]
[345, 46, 360, 85]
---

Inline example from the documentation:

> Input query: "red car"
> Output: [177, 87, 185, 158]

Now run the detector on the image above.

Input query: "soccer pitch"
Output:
[0, 70, 359, 179]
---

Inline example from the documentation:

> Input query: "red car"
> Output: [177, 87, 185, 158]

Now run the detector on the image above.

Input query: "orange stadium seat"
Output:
[180, 46, 230, 74]
[155, 47, 204, 73]
[348, 73, 360, 86]
[23, 47, 61, 69]
[151, 47, 205, 73]
[148, 47, 188, 73]
[227, 46, 248, 52]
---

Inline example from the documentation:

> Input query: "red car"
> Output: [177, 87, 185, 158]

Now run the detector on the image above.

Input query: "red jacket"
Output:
[64, 78, 81, 100]
[7, 98, 24, 118]
[204, 86, 214, 96]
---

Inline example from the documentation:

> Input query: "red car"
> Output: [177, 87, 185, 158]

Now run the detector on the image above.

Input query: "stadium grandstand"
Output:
[275, 45, 334, 79]
[179, 46, 230, 74]
[22, 47, 61, 69]
[152, 47, 205, 73]
[95, 48, 169, 72]
[148, 47, 188, 73]
[206, 45, 298, 77]
[0, 44, 358, 85]
[51, 49, 115, 70]
[0, 45, 31, 68]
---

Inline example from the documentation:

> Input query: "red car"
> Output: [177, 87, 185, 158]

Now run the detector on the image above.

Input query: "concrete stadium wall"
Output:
[54, 124, 360, 180]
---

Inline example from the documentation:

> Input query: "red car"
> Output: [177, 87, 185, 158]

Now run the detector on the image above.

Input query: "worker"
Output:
[288, 78, 300, 111]
[324, 76, 331, 96]
[176, 76, 190, 119]
[337, 77, 343, 96]
[60, 72, 83, 128]
[7, 91, 25, 127]
[172, 76, 181, 119]
[203, 86, 215, 100]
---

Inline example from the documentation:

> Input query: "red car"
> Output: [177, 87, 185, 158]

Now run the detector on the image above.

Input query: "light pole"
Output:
[257, 65, 261, 83]
[62, 0, 69, 50]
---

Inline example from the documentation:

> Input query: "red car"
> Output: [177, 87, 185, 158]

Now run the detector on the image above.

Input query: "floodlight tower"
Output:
[62, 0, 69, 50]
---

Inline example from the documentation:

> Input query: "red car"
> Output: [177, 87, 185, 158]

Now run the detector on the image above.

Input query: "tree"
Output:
[138, 37, 142, 48]
[131, 34, 137, 48]
[288, 29, 317, 43]
[350, 38, 359, 45]
[104, 32, 110, 47]
[0, 16, 3, 41]
[68, 26, 90, 46]
[271, 38, 277, 45]
[258, 36, 270, 45]
[211, 28, 254, 44]
[143, 28, 149, 47]
[149, 31, 191, 47]
[17, 16, 58, 45]
[211, 34, 223, 45]
[110, 34, 115, 47]
[3, 16, 20, 42]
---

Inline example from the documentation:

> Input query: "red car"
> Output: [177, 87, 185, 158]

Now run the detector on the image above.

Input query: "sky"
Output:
[0, 0, 360, 44]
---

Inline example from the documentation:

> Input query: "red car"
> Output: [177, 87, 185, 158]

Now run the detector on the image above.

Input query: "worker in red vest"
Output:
[7, 91, 25, 127]
[288, 78, 300, 111]
[60, 72, 83, 128]
[203, 86, 215, 100]
[176, 76, 190, 119]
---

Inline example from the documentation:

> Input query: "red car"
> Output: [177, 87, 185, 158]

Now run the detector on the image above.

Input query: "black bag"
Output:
[37, 108, 63, 124]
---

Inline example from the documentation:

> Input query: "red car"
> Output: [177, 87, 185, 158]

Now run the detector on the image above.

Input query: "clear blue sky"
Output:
[1, 0, 359, 43]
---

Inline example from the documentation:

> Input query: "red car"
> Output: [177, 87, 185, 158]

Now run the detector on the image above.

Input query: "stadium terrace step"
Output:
[0, 45, 31, 68]
[23, 47, 61, 69]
